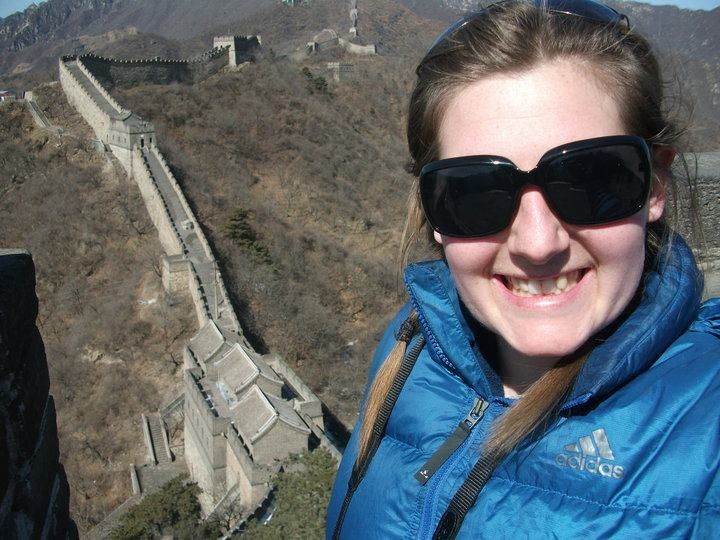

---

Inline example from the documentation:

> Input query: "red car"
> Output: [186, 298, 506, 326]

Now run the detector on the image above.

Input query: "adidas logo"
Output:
[555, 428, 625, 479]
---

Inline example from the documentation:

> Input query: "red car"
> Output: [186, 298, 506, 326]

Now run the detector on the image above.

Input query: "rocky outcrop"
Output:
[0, 0, 118, 52]
[0, 250, 77, 539]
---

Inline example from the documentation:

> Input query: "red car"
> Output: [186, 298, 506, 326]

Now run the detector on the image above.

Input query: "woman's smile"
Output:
[499, 269, 585, 297]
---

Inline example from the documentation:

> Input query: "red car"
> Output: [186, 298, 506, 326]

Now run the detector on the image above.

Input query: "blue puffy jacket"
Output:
[328, 239, 720, 539]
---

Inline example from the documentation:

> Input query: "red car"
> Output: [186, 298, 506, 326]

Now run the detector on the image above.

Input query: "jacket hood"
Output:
[404, 236, 706, 405]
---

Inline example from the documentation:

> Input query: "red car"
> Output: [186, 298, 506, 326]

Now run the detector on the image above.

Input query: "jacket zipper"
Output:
[415, 397, 489, 484]
[417, 397, 489, 539]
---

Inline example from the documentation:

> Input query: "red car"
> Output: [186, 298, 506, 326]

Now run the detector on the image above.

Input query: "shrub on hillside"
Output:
[223, 208, 271, 263]
[239, 449, 337, 539]
[111, 475, 218, 539]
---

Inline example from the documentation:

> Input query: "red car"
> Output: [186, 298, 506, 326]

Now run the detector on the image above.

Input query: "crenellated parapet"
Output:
[58, 58, 112, 141]
[76, 47, 229, 66]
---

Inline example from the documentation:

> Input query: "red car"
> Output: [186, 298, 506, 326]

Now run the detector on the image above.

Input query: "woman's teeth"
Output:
[507, 271, 580, 296]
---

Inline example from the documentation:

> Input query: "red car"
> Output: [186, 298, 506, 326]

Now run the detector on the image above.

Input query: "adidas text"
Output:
[555, 453, 625, 479]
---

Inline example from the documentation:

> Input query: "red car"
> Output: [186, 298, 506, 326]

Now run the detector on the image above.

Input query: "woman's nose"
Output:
[506, 188, 570, 265]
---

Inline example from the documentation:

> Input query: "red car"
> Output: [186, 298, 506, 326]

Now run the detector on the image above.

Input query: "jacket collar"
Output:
[404, 237, 703, 404]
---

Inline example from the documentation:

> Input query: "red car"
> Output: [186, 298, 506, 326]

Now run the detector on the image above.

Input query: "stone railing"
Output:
[150, 146, 214, 261]
[187, 260, 213, 327]
[58, 59, 111, 140]
[140, 413, 157, 465]
[132, 147, 185, 256]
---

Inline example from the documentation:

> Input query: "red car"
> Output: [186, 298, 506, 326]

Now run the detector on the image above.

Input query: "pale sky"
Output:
[1, 0, 719, 18]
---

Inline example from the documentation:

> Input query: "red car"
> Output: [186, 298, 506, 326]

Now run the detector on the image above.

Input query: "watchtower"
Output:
[213, 36, 261, 67]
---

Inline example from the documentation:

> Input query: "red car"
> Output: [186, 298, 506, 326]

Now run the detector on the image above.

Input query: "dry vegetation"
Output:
[114, 54, 431, 426]
[0, 85, 195, 533]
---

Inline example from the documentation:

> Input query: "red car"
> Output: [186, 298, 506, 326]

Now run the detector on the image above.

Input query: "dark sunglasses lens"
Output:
[543, 143, 650, 224]
[421, 164, 517, 237]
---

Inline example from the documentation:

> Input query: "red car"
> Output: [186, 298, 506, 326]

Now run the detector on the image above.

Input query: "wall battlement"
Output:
[62, 46, 229, 66]
[68, 47, 232, 89]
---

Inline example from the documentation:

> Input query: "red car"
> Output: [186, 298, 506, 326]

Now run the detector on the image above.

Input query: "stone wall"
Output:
[0, 250, 77, 539]
[251, 421, 309, 465]
[78, 50, 229, 89]
[58, 51, 337, 525]
[76, 58, 127, 116]
[131, 148, 185, 257]
[183, 369, 230, 502]
[212, 36, 261, 67]
[695, 154, 720, 261]
[162, 255, 192, 294]
[338, 38, 375, 55]
[58, 59, 110, 142]
[225, 427, 274, 509]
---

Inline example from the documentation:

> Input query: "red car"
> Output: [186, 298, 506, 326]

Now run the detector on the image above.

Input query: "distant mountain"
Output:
[0, 0, 119, 52]
[0, 0, 275, 51]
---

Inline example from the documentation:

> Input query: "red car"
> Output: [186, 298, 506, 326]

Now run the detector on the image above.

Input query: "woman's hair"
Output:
[357, 0, 692, 465]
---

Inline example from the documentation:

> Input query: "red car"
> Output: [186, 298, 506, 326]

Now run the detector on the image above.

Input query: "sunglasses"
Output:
[421, 0, 630, 68]
[420, 135, 653, 238]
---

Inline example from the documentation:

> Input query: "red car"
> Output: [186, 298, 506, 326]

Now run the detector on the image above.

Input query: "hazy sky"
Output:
[1, 0, 719, 18]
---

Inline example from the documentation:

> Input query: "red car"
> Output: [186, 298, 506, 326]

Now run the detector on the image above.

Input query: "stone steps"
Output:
[147, 413, 172, 464]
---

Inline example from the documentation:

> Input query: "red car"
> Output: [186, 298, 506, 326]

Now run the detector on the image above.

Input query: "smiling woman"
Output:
[327, 1, 720, 538]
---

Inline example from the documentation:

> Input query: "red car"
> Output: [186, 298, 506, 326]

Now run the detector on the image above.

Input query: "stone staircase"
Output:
[146, 413, 172, 465]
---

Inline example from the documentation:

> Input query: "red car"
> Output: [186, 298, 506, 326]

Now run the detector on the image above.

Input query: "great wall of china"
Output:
[57, 43, 343, 536]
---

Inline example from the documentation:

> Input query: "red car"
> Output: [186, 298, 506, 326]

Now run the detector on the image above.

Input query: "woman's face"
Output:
[435, 59, 665, 361]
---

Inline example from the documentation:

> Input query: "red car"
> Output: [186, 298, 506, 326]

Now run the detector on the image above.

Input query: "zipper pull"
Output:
[415, 397, 489, 485]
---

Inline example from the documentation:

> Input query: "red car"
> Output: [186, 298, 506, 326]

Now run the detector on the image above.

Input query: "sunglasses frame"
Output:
[420, 135, 653, 238]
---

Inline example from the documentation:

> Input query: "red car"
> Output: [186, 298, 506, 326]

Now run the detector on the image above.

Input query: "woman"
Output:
[328, 0, 720, 538]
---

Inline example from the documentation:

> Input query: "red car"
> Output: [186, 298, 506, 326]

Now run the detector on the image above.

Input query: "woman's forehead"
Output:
[437, 59, 625, 167]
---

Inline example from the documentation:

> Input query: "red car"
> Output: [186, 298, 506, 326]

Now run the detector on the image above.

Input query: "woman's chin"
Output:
[501, 330, 591, 360]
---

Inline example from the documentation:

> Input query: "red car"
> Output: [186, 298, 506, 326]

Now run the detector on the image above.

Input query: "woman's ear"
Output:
[653, 144, 676, 170]
[647, 145, 675, 223]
